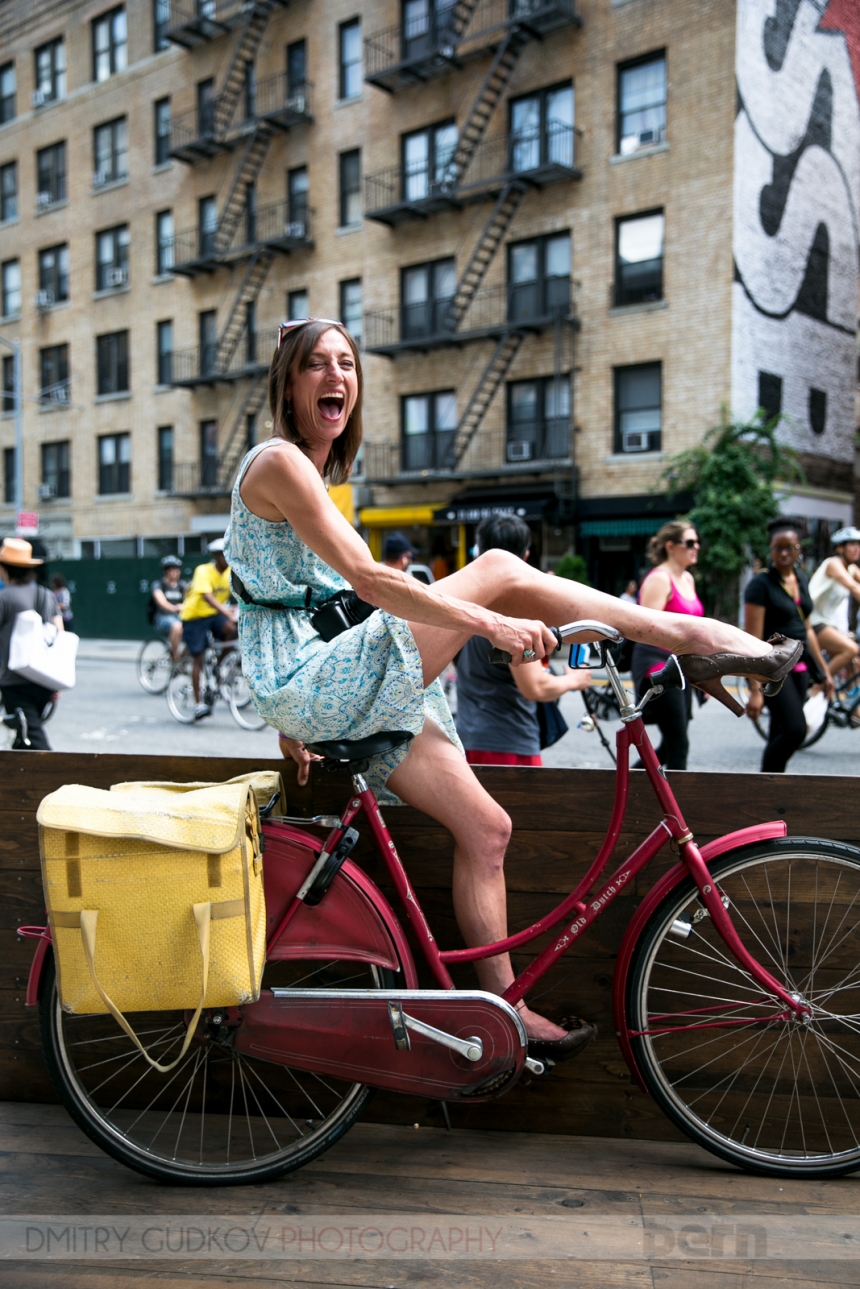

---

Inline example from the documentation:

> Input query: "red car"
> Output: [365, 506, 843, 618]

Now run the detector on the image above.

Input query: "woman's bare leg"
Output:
[386, 719, 567, 1042]
[816, 625, 859, 679]
[409, 549, 771, 686]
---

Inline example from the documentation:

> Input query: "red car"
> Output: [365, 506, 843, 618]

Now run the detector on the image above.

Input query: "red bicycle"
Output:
[24, 622, 860, 1184]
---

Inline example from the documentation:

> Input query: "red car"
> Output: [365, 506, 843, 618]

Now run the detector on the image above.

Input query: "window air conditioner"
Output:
[507, 440, 533, 462]
[93, 170, 110, 188]
[49, 386, 69, 405]
[107, 268, 127, 287]
[35, 289, 55, 308]
[37, 483, 56, 500]
[622, 430, 650, 453]
[284, 221, 306, 238]
[36, 192, 53, 208]
[32, 89, 49, 108]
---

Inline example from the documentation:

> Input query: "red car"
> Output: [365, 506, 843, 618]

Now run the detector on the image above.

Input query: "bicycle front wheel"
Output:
[166, 663, 197, 724]
[39, 952, 397, 1185]
[228, 662, 266, 731]
[627, 837, 860, 1177]
[137, 638, 172, 695]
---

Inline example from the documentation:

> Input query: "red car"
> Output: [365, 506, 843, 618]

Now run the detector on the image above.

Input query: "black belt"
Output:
[231, 574, 376, 643]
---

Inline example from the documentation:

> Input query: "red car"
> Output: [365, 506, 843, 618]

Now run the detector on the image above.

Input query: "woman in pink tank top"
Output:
[630, 520, 704, 769]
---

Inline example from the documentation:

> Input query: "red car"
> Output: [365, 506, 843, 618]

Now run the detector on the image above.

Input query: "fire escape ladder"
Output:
[218, 371, 270, 487]
[214, 2, 276, 135]
[448, 0, 479, 39]
[217, 248, 275, 366]
[215, 126, 274, 252]
[449, 180, 527, 326]
[446, 27, 529, 185]
[446, 329, 525, 468]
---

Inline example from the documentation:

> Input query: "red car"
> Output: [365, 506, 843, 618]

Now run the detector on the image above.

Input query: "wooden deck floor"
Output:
[0, 1103, 858, 1288]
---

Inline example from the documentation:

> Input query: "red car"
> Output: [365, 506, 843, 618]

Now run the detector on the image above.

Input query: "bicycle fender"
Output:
[611, 821, 788, 1089]
[24, 928, 51, 1006]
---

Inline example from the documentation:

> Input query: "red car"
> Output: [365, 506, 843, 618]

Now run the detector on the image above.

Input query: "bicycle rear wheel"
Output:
[166, 662, 197, 724]
[39, 952, 397, 1185]
[626, 837, 860, 1177]
[137, 638, 172, 695]
[227, 661, 266, 731]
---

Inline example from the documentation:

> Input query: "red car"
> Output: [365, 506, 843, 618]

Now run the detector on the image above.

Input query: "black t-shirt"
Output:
[454, 636, 540, 756]
[743, 566, 812, 643]
[148, 578, 187, 622]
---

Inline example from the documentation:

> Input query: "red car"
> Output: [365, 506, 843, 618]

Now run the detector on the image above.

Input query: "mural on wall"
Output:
[732, 0, 860, 465]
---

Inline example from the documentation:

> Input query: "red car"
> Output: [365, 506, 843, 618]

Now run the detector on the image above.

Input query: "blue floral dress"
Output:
[225, 441, 462, 800]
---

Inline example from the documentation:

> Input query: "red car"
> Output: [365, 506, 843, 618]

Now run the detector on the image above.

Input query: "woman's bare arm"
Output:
[638, 569, 672, 611]
[825, 557, 860, 602]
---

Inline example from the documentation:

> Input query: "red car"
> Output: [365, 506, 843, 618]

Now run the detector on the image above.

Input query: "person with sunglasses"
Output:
[225, 318, 798, 1057]
[744, 519, 834, 772]
[630, 521, 703, 770]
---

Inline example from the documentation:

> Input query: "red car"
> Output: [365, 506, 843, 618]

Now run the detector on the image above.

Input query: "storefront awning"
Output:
[358, 505, 438, 528]
[579, 518, 665, 537]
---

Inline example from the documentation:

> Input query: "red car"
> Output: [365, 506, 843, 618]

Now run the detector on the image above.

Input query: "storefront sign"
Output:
[16, 512, 39, 536]
[434, 504, 533, 524]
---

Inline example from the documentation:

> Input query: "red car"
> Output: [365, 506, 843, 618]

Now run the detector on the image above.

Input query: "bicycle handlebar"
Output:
[489, 621, 623, 666]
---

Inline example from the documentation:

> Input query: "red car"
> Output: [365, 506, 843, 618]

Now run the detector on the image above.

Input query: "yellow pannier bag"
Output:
[37, 776, 272, 1072]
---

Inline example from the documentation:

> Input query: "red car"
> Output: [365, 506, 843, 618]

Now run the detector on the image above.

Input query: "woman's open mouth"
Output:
[318, 393, 345, 422]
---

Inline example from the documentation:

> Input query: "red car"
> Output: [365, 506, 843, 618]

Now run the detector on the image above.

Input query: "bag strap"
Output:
[78, 904, 211, 1073]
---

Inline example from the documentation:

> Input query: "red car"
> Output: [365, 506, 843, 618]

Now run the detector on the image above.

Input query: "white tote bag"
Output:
[8, 610, 78, 690]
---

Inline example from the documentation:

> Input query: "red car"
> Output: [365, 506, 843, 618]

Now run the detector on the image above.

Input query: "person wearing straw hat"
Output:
[0, 538, 62, 749]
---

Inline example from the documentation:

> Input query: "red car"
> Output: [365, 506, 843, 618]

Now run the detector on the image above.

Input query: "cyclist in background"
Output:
[808, 526, 860, 682]
[147, 555, 186, 661]
[179, 539, 238, 721]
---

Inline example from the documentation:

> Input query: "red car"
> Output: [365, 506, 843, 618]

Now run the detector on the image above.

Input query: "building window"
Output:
[288, 288, 308, 319]
[2, 357, 14, 416]
[38, 244, 70, 304]
[510, 83, 574, 172]
[199, 195, 217, 257]
[339, 18, 362, 100]
[402, 120, 457, 201]
[614, 362, 662, 454]
[96, 330, 130, 394]
[339, 149, 361, 227]
[156, 210, 174, 274]
[618, 52, 666, 155]
[41, 440, 70, 497]
[34, 39, 66, 105]
[200, 419, 218, 487]
[98, 431, 131, 494]
[36, 141, 66, 206]
[96, 225, 130, 290]
[615, 211, 664, 306]
[244, 300, 257, 364]
[154, 0, 171, 51]
[0, 62, 15, 125]
[243, 62, 256, 122]
[1, 259, 21, 318]
[340, 279, 362, 344]
[244, 182, 257, 244]
[401, 256, 456, 339]
[287, 38, 307, 100]
[157, 425, 173, 490]
[197, 78, 215, 138]
[199, 310, 217, 375]
[287, 166, 308, 235]
[93, 117, 128, 185]
[402, 391, 456, 471]
[508, 232, 570, 322]
[0, 162, 16, 221]
[758, 370, 783, 422]
[93, 6, 128, 83]
[3, 447, 15, 501]
[40, 344, 70, 406]
[156, 319, 173, 385]
[154, 97, 171, 165]
[402, 0, 458, 61]
[506, 377, 570, 462]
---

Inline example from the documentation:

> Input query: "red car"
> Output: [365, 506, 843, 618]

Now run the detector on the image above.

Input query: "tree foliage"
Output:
[555, 552, 591, 585]
[661, 412, 803, 619]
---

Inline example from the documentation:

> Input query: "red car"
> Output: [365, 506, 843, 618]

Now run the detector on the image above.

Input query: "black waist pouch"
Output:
[310, 591, 377, 642]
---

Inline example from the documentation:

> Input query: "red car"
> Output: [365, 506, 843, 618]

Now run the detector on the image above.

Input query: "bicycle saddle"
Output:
[305, 731, 414, 763]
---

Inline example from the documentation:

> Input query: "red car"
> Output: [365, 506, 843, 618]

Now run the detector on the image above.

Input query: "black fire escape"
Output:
[361, 0, 582, 484]
[165, 0, 313, 497]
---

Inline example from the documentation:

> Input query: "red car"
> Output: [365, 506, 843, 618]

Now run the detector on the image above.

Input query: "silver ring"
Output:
[523, 649, 536, 660]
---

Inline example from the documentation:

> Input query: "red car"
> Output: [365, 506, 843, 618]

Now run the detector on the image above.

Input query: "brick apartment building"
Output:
[0, 0, 857, 589]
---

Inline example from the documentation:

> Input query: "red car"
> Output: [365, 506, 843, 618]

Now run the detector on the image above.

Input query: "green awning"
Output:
[579, 518, 665, 537]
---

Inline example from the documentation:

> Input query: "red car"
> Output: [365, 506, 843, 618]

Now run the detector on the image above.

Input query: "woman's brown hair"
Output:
[647, 519, 694, 566]
[267, 320, 363, 485]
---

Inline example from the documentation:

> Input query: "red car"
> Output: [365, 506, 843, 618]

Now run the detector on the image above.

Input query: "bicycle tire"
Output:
[39, 950, 398, 1186]
[166, 664, 198, 724]
[137, 638, 173, 695]
[626, 836, 860, 1178]
[227, 662, 267, 731]
[733, 674, 831, 750]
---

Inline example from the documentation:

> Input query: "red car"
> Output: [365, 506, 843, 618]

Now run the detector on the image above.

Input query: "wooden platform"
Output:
[0, 1104, 857, 1287]
[3, 753, 860, 1142]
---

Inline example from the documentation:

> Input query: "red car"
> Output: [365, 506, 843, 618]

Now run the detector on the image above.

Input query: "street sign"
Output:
[16, 512, 39, 536]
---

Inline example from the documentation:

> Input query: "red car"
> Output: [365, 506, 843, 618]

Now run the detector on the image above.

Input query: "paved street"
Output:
[11, 640, 860, 775]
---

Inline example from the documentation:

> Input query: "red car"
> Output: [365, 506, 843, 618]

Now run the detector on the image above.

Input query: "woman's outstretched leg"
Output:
[386, 718, 568, 1042]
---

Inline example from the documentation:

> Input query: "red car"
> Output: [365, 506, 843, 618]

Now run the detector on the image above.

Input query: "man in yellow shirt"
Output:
[180, 538, 238, 720]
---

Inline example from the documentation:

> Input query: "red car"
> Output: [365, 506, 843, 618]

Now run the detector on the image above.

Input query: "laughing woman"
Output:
[226, 319, 799, 1060]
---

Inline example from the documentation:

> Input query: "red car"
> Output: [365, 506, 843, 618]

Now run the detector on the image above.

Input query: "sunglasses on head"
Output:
[278, 318, 344, 347]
